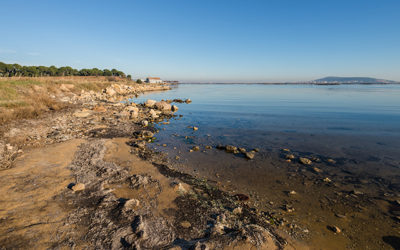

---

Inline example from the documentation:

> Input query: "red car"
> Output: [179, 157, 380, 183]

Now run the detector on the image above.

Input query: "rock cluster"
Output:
[216, 144, 258, 159]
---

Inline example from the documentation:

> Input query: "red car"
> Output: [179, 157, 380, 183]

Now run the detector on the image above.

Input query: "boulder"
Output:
[140, 130, 154, 138]
[105, 87, 117, 96]
[141, 120, 149, 126]
[125, 106, 139, 113]
[93, 105, 107, 112]
[225, 145, 237, 153]
[145, 99, 157, 108]
[149, 109, 159, 119]
[71, 183, 85, 192]
[155, 101, 172, 111]
[73, 110, 92, 118]
[124, 199, 140, 211]
[171, 105, 179, 112]
[124, 106, 139, 119]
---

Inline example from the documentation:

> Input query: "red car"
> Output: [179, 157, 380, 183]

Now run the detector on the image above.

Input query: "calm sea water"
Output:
[134, 84, 400, 248]
[136, 84, 400, 134]
[135, 83, 400, 135]
[134, 84, 400, 178]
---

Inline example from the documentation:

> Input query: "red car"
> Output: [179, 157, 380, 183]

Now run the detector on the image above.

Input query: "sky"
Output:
[0, 0, 399, 83]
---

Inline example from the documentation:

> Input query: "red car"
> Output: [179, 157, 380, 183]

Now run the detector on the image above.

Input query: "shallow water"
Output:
[133, 84, 400, 249]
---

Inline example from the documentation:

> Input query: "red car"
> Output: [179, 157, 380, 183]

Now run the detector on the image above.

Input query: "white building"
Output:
[146, 77, 163, 84]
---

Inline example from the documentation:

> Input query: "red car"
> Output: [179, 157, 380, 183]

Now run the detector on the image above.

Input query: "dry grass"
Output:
[0, 76, 133, 124]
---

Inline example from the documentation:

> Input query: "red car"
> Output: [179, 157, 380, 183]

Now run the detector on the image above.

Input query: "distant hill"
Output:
[313, 76, 398, 84]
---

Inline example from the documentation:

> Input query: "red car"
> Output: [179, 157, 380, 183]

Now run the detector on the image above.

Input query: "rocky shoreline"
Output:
[0, 83, 293, 249]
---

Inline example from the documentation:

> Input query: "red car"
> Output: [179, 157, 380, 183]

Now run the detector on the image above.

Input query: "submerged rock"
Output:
[299, 157, 312, 165]
[139, 130, 154, 138]
[286, 154, 295, 160]
[225, 145, 237, 153]
[327, 158, 336, 164]
[245, 151, 256, 160]
[323, 177, 332, 183]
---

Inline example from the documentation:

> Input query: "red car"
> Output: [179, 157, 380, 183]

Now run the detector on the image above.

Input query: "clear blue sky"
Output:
[1, 0, 399, 82]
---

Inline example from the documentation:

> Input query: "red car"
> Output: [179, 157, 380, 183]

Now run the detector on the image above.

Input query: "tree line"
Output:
[0, 62, 130, 79]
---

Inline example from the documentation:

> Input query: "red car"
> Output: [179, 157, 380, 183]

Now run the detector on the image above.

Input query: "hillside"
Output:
[313, 76, 398, 84]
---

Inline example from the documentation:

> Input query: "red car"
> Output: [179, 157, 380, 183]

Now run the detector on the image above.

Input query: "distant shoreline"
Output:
[176, 82, 400, 85]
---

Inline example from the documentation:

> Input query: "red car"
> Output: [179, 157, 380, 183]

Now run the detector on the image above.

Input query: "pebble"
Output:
[283, 204, 295, 212]
[192, 146, 200, 151]
[328, 225, 341, 233]
[193, 126, 198, 131]
[205, 145, 212, 149]
[323, 177, 332, 182]
[233, 207, 243, 215]
[180, 221, 191, 228]
[313, 167, 322, 173]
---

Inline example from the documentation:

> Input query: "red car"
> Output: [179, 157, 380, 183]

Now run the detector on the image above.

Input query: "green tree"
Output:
[136, 79, 142, 84]
[103, 69, 112, 76]
[0, 61, 129, 78]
